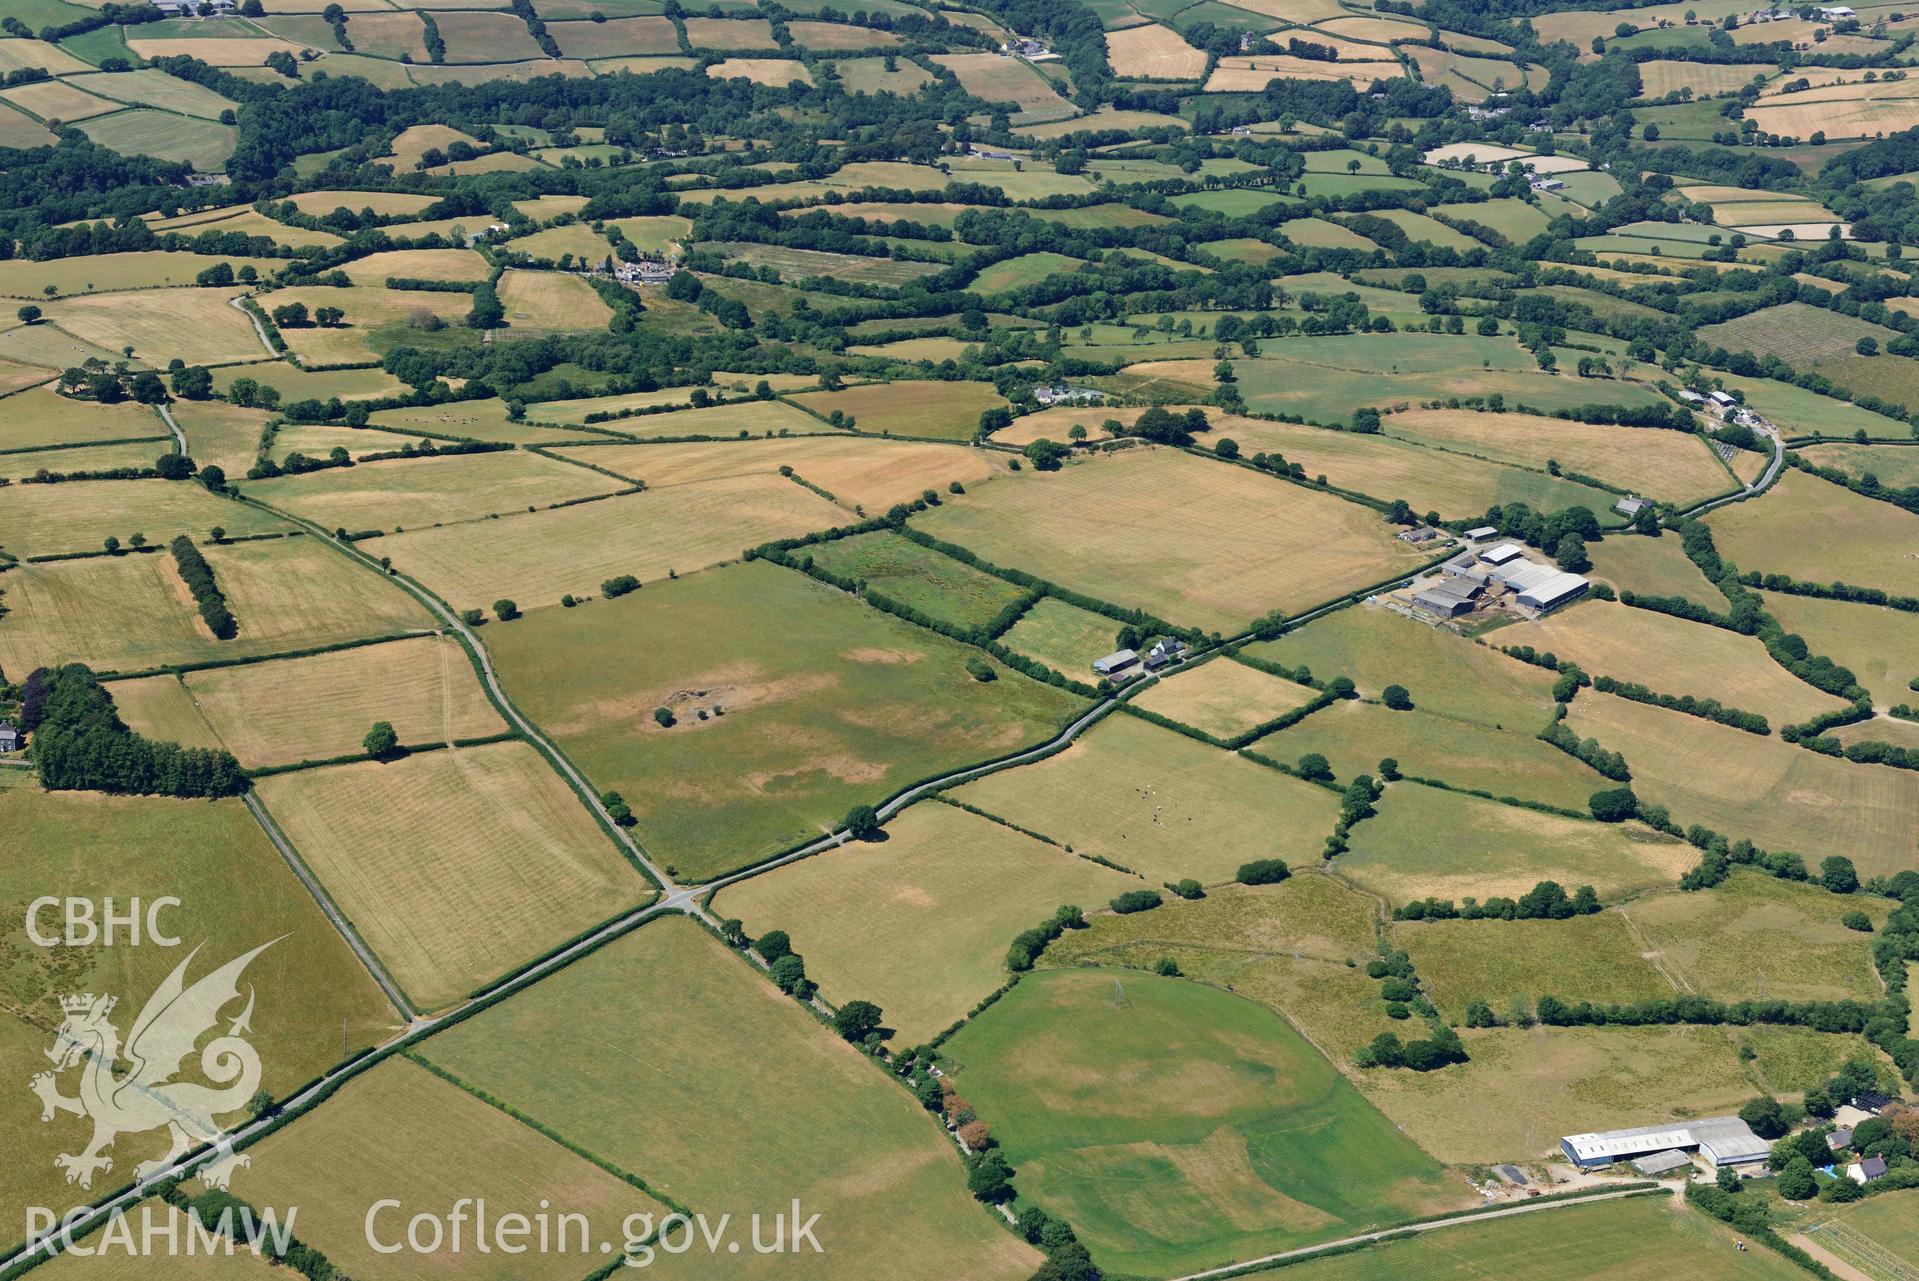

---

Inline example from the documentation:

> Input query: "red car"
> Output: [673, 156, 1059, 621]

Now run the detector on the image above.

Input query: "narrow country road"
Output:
[156, 403, 186, 453]
[1687, 420, 1785, 517]
[228, 294, 276, 358]
[1167, 1187, 1675, 1281]
[0, 516, 1462, 1277]
[242, 791, 416, 1019]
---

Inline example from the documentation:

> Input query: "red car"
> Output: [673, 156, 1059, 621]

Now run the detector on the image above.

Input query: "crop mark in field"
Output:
[1807, 1221, 1919, 1281]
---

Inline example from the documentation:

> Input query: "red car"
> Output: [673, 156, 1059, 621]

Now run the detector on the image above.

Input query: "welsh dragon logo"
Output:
[31, 939, 280, 1193]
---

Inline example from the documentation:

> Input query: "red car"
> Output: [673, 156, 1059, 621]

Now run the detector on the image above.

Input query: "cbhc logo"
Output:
[25, 897, 183, 947]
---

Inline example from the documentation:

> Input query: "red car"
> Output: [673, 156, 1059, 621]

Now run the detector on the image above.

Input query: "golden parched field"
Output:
[174, 634, 504, 767]
[1745, 80, 1919, 141]
[0, 385, 167, 451]
[555, 435, 1008, 510]
[1568, 692, 1919, 878]
[42, 289, 267, 365]
[0, 476, 289, 558]
[375, 472, 844, 609]
[419, 916, 1043, 1281]
[496, 269, 616, 328]
[951, 714, 1342, 884]
[706, 57, 816, 85]
[713, 801, 1139, 1045]
[337, 248, 492, 285]
[256, 740, 650, 1011]
[1128, 654, 1321, 739]
[0, 533, 433, 675]
[233, 1059, 666, 1281]
[931, 51, 1072, 111]
[914, 448, 1430, 632]
[1524, 599, 1853, 724]
[1207, 56, 1403, 93]
[1105, 23, 1207, 79]
[1383, 408, 1738, 505]
[245, 449, 628, 534]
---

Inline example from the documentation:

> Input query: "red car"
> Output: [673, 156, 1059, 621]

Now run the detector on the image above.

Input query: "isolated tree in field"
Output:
[16, 305, 39, 324]
[833, 1000, 884, 1042]
[363, 721, 398, 757]
[154, 454, 195, 480]
[1378, 757, 1400, 780]
[652, 707, 675, 728]
[844, 804, 880, 840]
[103, 536, 120, 554]
[1296, 752, 1333, 782]
[1023, 438, 1067, 471]
[1351, 406, 1381, 434]
[493, 598, 520, 622]
[1820, 855, 1859, 895]
[1382, 684, 1413, 711]
[129, 533, 146, 551]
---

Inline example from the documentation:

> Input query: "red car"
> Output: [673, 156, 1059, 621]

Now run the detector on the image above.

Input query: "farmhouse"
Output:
[1396, 525, 1442, 543]
[1093, 649, 1139, 678]
[1828, 1127, 1854, 1152]
[0, 723, 19, 752]
[1615, 497, 1649, 519]
[1142, 637, 1187, 671]
[1035, 385, 1104, 407]
[1848, 1155, 1889, 1184]
[1560, 1117, 1769, 1170]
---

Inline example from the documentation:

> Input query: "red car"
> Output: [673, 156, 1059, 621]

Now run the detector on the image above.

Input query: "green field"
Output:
[943, 968, 1457, 1278]
[1711, 473, 1919, 599]
[1566, 692, 1919, 878]
[1396, 912, 1675, 1020]
[802, 529, 1030, 631]
[1759, 588, 1919, 708]
[951, 713, 1340, 884]
[1267, 1194, 1805, 1281]
[486, 560, 1086, 880]
[1245, 603, 1560, 732]
[1258, 698, 1609, 809]
[0, 780, 396, 1234]
[786, 379, 1010, 441]
[712, 800, 1138, 1044]
[1799, 1188, 1919, 1281]
[1227, 335, 1671, 425]
[78, 110, 237, 170]
[419, 916, 1042, 1280]
[1698, 302, 1899, 367]
[707, 240, 944, 288]
[1042, 874, 1403, 1064]
[1587, 532, 1722, 608]
[999, 595, 1127, 676]
[1340, 782, 1695, 907]
[1620, 871, 1893, 1004]
[965, 251, 1086, 295]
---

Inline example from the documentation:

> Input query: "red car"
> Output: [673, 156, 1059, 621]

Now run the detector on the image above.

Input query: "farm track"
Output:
[0, 516, 1460, 1276]
[1686, 419, 1785, 516]
[229, 294, 276, 357]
